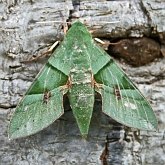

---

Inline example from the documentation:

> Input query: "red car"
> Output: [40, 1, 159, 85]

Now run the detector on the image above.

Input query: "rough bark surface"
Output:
[0, 0, 165, 165]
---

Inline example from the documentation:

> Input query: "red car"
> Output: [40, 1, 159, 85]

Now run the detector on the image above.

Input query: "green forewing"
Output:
[9, 21, 157, 139]
[27, 63, 68, 94]
[48, 22, 110, 75]
[9, 63, 68, 139]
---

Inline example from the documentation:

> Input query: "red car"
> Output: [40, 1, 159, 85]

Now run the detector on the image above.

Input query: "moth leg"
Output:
[60, 84, 70, 91]
[94, 80, 103, 89]
[60, 77, 72, 91]
[91, 73, 95, 87]
[62, 23, 68, 34]
[21, 41, 59, 63]
[67, 76, 72, 88]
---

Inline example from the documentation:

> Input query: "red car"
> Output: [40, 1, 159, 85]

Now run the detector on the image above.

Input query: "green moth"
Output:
[8, 21, 157, 139]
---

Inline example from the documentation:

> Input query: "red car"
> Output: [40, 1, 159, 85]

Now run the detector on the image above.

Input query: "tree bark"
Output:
[0, 0, 165, 165]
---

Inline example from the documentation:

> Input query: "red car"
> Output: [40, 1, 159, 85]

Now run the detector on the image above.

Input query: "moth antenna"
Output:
[94, 38, 105, 44]
[21, 41, 59, 63]
[36, 20, 119, 25]
[48, 41, 59, 52]
[36, 20, 72, 24]
[94, 38, 122, 48]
